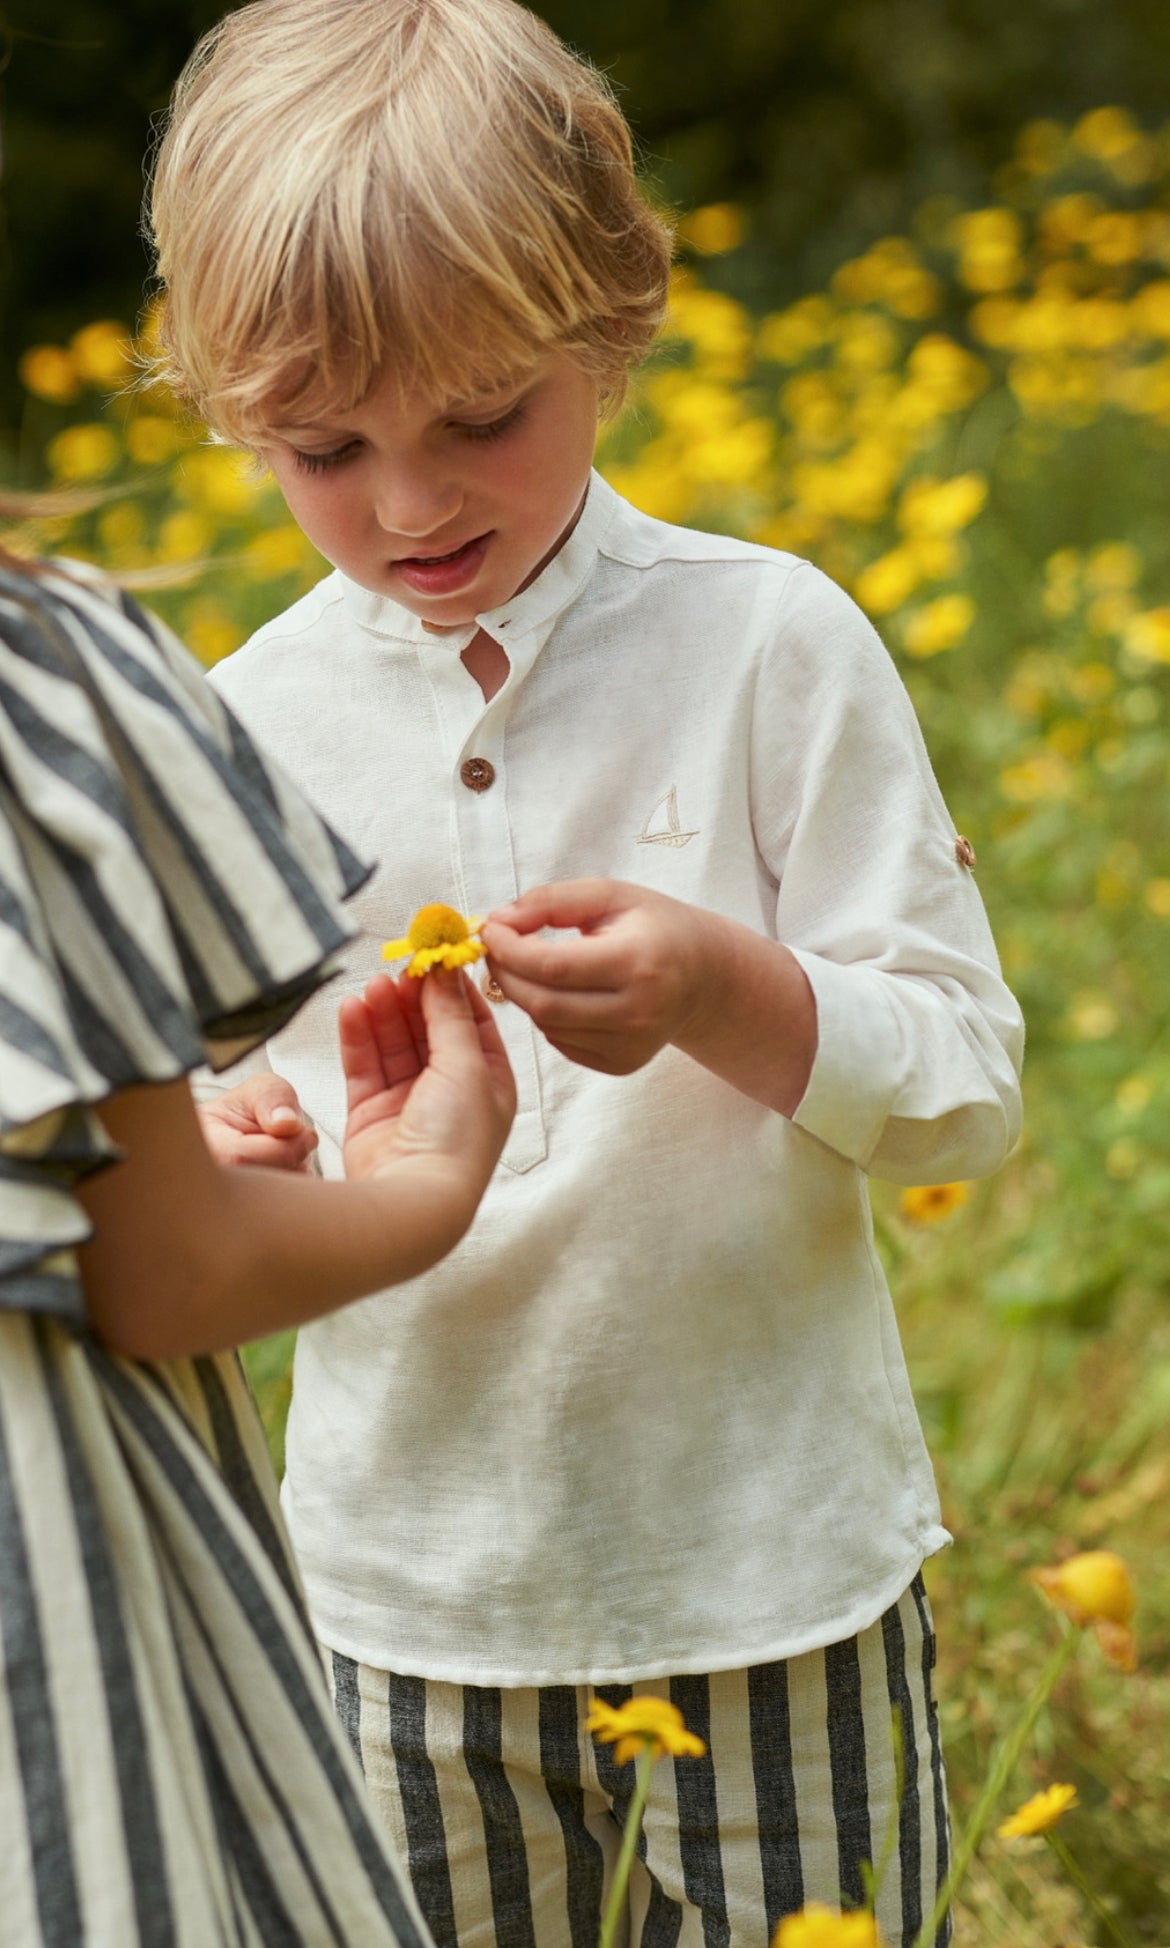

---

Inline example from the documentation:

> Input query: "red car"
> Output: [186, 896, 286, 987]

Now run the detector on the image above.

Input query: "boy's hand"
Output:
[197, 1074, 319, 1171]
[481, 880, 716, 1075]
[340, 969, 516, 1196]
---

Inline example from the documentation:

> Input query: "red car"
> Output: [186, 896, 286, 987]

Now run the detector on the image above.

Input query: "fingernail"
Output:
[269, 1106, 300, 1129]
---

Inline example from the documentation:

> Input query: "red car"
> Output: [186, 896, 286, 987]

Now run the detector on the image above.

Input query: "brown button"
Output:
[460, 757, 495, 792]
[482, 974, 506, 1004]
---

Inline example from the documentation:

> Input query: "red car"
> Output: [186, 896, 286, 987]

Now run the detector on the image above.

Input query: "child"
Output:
[150, 1, 1024, 1941]
[0, 534, 514, 1946]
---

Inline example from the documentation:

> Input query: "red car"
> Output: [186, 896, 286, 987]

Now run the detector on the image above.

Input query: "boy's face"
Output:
[260, 354, 600, 623]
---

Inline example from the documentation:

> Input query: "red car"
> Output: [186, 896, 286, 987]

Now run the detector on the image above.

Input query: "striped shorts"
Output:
[327, 1575, 952, 1948]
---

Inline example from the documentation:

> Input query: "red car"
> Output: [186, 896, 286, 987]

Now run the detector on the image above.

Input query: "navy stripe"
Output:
[389, 1672, 459, 1948]
[910, 1577, 952, 1946]
[669, 1674, 729, 1948]
[94, 1355, 428, 1946]
[0, 663, 138, 833]
[6, 580, 345, 1001]
[882, 1594, 922, 1946]
[332, 1654, 364, 1770]
[195, 1707, 310, 1944]
[0, 1371, 84, 1943]
[37, 1324, 177, 1945]
[0, 985, 75, 1082]
[538, 1685, 604, 1948]
[193, 1356, 302, 1612]
[747, 1658, 804, 1928]
[592, 1685, 683, 1948]
[52, 595, 343, 955]
[463, 1684, 537, 1948]
[824, 1635, 872, 1909]
[149, 1495, 352, 1948]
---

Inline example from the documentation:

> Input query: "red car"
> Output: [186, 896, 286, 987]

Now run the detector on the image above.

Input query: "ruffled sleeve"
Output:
[0, 559, 372, 1326]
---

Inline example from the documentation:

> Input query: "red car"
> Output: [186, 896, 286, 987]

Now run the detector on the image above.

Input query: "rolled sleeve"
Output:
[753, 561, 1024, 1184]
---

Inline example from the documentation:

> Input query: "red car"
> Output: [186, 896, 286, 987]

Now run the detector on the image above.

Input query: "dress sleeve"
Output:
[749, 559, 1025, 1185]
[0, 560, 372, 1324]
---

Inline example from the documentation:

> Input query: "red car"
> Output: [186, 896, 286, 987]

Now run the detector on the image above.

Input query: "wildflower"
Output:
[585, 1695, 706, 1768]
[19, 345, 79, 403]
[125, 415, 186, 466]
[854, 548, 921, 616]
[899, 1182, 969, 1224]
[1064, 993, 1118, 1041]
[70, 320, 134, 389]
[383, 903, 485, 978]
[773, 1904, 886, 1947]
[680, 203, 745, 255]
[1031, 1550, 1137, 1669]
[997, 1782, 1079, 1839]
[47, 423, 121, 482]
[904, 594, 975, 659]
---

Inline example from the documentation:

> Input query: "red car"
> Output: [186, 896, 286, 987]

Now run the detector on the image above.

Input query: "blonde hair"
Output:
[148, 0, 673, 444]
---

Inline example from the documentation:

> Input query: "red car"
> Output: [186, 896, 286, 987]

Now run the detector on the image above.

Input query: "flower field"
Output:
[8, 103, 1170, 1940]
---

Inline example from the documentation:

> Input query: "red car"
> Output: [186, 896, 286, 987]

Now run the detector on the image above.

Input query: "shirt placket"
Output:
[422, 632, 548, 1174]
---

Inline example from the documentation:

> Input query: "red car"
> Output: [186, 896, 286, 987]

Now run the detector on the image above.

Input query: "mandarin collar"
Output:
[338, 469, 620, 649]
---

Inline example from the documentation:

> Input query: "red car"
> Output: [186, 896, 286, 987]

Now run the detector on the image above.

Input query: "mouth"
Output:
[393, 531, 492, 600]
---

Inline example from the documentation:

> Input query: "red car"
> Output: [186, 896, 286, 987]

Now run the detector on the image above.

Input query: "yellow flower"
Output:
[585, 1695, 707, 1768]
[854, 548, 921, 616]
[1125, 608, 1170, 665]
[904, 594, 975, 659]
[898, 472, 987, 537]
[1063, 992, 1117, 1041]
[773, 1904, 886, 1947]
[70, 319, 134, 389]
[19, 344, 80, 402]
[125, 414, 187, 466]
[383, 903, 485, 978]
[1031, 1551, 1137, 1670]
[997, 1782, 1079, 1839]
[46, 423, 121, 482]
[679, 203, 746, 255]
[899, 1182, 969, 1224]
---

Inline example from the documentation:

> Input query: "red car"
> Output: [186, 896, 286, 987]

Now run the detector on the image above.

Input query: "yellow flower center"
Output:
[406, 903, 474, 951]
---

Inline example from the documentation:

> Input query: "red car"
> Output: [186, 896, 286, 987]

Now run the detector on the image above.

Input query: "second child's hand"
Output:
[340, 967, 516, 1195]
[482, 878, 817, 1117]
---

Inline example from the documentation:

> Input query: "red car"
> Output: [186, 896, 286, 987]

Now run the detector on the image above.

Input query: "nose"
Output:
[372, 457, 463, 541]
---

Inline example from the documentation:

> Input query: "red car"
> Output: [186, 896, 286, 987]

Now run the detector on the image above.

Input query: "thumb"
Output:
[245, 1073, 307, 1133]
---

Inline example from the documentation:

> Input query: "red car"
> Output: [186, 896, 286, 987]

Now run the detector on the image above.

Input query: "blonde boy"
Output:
[152, 2, 1023, 1942]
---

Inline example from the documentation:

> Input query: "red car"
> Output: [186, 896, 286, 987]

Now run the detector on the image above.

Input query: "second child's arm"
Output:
[482, 880, 818, 1117]
[76, 970, 515, 1360]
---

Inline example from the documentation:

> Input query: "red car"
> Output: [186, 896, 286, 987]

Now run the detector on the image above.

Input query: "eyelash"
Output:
[289, 403, 526, 474]
[459, 402, 526, 442]
[292, 444, 357, 475]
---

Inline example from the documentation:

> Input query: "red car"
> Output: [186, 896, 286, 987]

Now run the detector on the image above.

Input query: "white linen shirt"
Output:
[208, 472, 1023, 1685]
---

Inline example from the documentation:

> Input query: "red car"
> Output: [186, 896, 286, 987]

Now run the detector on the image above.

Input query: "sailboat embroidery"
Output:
[637, 785, 698, 848]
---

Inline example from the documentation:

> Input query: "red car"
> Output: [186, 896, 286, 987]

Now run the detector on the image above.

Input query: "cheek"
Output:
[275, 473, 350, 548]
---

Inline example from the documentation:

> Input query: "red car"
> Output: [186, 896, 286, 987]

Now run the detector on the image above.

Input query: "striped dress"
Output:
[0, 561, 432, 1948]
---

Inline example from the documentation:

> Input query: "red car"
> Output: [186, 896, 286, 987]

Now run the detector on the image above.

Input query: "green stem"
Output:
[599, 1745, 655, 1948]
[911, 1623, 1081, 1948]
[1045, 1831, 1139, 1948]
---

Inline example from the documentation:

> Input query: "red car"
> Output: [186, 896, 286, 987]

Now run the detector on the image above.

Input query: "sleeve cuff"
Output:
[788, 949, 906, 1166]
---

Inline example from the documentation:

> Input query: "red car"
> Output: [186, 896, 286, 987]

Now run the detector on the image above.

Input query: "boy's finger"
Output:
[484, 918, 620, 992]
[486, 878, 633, 936]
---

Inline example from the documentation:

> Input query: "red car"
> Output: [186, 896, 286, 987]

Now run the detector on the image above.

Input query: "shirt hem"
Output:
[306, 1528, 951, 1686]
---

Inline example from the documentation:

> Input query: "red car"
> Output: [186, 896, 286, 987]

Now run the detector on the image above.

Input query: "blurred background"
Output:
[3, 3, 1170, 1939]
